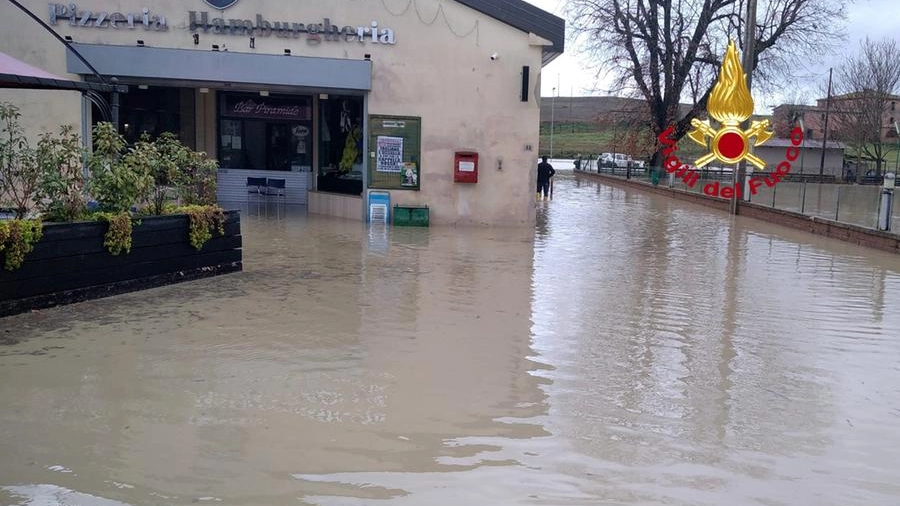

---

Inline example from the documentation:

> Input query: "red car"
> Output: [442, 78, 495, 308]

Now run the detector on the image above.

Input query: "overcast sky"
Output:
[526, 0, 900, 112]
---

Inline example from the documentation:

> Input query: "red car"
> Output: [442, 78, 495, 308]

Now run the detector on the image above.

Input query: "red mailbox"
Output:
[454, 151, 478, 183]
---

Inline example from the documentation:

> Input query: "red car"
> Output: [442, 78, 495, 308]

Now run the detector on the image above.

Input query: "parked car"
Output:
[597, 152, 616, 167]
[598, 152, 637, 168]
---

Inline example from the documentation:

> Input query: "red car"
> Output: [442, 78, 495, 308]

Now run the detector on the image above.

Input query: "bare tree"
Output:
[830, 38, 900, 177]
[567, 0, 848, 165]
[594, 100, 656, 161]
[771, 90, 814, 138]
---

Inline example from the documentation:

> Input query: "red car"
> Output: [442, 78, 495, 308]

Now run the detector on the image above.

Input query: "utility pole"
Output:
[732, 0, 757, 215]
[819, 67, 833, 177]
[895, 121, 900, 171]
[550, 86, 556, 159]
[570, 85, 574, 133]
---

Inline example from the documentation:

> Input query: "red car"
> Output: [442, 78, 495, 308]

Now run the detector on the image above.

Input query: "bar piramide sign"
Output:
[221, 95, 312, 121]
[48, 3, 397, 45]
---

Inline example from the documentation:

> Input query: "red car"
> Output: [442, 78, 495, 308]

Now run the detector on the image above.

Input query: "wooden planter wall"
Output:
[0, 210, 242, 317]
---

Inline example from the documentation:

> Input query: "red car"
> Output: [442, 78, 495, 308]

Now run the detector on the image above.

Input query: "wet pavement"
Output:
[2, 172, 900, 505]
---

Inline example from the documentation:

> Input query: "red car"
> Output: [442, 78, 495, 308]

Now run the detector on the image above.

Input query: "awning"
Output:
[0, 50, 126, 94]
[67, 43, 372, 93]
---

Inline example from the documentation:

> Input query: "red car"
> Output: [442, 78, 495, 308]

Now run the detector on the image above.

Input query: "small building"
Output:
[773, 93, 900, 144]
[754, 138, 846, 179]
[0, 0, 564, 225]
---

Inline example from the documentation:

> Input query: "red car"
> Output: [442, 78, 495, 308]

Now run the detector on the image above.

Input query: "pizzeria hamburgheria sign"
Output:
[48, 3, 397, 44]
[49, 4, 168, 30]
[189, 11, 396, 44]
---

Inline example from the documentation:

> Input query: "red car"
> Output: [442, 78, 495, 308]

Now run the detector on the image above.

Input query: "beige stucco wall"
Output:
[0, 4, 82, 137]
[0, 0, 549, 225]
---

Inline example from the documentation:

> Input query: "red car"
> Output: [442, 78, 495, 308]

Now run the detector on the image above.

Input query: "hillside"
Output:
[538, 96, 773, 159]
[539, 96, 652, 124]
[537, 96, 673, 159]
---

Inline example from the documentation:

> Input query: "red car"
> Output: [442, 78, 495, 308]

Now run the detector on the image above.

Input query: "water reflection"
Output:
[1, 174, 900, 505]
[536, 173, 900, 504]
[0, 215, 549, 505]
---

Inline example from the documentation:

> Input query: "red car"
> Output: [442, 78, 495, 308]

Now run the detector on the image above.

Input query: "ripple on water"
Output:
[1, 174, 900, 506]
[2, 485, 132, 506]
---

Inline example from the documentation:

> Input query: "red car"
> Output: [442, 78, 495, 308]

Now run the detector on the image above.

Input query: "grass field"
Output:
[844, 144, 900, 172]
[540, 122, 900, 172]
[539, 121, 707, 161]
[538, 123, 614, 158]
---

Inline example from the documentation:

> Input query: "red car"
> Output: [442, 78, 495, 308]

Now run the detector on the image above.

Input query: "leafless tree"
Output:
[830, 38, 900, 177]
[770, 90, 814, 137]
[567, 0, 848, 165]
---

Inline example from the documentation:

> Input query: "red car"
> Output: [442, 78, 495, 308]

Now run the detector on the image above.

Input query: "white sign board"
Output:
[458, 161, 475, 172]
[376, 136, 403, 173]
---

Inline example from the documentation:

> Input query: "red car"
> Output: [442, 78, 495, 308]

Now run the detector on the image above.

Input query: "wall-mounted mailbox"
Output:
[454, 151, 478, 183]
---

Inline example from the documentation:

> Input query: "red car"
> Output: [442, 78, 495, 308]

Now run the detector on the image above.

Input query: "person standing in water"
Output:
[537, 156, 556, 200]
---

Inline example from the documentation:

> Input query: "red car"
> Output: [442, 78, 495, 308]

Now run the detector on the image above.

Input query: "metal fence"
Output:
[579, 165, 900, 232]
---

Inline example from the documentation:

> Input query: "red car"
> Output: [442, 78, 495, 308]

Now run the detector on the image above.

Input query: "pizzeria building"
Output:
[0, 0, 563, 225]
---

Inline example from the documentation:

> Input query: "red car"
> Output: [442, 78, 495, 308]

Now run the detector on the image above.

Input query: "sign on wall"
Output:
[376, 136, 404, 173]
[47, 3, 397, 44]
[49, 4, 168, 30]
[221, 94, 311, 121]
[188, 12, 396, 44]
[368, 116, 421, 191]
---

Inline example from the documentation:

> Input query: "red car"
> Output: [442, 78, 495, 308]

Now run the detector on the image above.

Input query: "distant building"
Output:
[754, 138, 846, 179]
[773, 93, 900, 142]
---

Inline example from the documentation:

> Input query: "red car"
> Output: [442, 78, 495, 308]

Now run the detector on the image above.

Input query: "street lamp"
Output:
[550, 86, 556, 159]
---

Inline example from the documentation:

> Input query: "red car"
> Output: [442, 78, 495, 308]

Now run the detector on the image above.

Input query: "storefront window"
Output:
[317, 96, 364, 195]
[218, 93, 312, 171]
[92, 86, 195, 148]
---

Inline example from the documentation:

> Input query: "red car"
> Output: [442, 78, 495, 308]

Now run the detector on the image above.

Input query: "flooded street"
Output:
[3, 173, 900, 505]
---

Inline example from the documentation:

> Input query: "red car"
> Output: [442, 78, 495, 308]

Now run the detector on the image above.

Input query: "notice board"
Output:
[368, 115, 421, 190]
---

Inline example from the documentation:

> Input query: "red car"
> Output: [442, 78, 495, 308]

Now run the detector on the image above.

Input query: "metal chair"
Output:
[265, 178, 286, 218]
[246, 176, 267, 216]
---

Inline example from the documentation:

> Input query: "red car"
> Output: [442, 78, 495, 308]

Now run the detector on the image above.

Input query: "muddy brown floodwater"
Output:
[2, 172, 900, 505]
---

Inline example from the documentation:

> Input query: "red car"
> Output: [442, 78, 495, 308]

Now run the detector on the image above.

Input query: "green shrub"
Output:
[0, 104, 39, 219]
[0, 219, 43, 270]
[174, 150, 219, 206]
[34, 125, 87, 222]
[176, 205, 225, 250]
[146, 132, 188, 215]
[88, 122, 152, 214]
[132, 132, 219, 212]
[94, 211, 133, 256]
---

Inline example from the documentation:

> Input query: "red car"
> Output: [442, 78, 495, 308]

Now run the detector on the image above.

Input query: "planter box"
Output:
[0, 210, 242, 317]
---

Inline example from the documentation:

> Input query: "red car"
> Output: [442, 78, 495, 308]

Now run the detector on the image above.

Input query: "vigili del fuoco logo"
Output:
[658, 40, 804, 199]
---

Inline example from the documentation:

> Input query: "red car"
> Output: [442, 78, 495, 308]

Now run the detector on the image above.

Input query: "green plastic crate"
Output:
[393, 205, 429, 227]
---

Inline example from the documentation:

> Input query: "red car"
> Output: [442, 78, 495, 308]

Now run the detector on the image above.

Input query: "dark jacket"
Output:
[537, 162, 556, 183]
